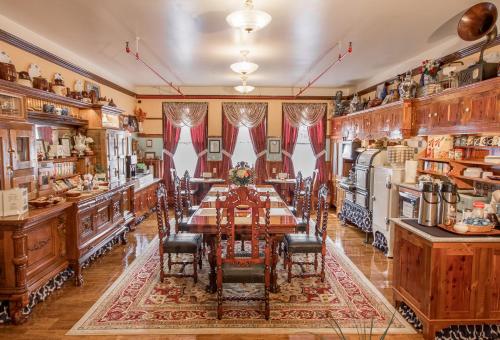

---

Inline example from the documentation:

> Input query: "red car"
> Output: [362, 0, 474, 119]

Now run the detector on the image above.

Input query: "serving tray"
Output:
[438, 224, 500, 236]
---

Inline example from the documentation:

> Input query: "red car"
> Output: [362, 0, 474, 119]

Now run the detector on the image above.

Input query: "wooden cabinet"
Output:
[393, 223, 500, 339]
[0, 203, 71, 323]
[66, 182, 135, 286]
[133, 180, 160, 225]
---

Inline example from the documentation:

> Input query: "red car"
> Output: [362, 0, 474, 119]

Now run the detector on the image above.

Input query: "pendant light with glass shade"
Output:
[230, 50, 259, 75]
[226, 0, 272, 33]
[234, 75, 255, 94]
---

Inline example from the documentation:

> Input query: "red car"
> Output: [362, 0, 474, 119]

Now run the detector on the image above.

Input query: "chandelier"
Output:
[230, 50, 259, 75]
[226, 0, 272, 33]
[234, 76, 255, 94]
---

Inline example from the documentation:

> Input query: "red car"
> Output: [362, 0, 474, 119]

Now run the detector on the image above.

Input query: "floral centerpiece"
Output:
[420, 59, 440, 85]
[229, 162, 253, 186]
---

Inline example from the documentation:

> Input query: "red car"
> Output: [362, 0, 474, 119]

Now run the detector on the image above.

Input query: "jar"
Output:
[472, 201, 485, 218]
[454, 148, 464, 160]
[448, 150, 455, 160]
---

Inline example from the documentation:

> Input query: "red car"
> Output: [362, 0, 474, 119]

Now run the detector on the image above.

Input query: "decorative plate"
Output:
[74, 79, 84, 92]
[0, 51, 12, 64]
[28, 63, 42, 78]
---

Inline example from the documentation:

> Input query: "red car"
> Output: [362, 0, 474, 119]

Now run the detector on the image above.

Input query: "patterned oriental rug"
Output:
[68, 237, 415, 336]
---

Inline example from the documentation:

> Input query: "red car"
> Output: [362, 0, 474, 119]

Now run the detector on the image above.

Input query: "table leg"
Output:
[270, 237, 280, 293]
[205, 235, 217, 293]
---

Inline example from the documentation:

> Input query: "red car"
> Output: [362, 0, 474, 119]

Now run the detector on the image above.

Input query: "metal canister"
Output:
[438, 182, 460, 226]
[418, 181, 439, 227]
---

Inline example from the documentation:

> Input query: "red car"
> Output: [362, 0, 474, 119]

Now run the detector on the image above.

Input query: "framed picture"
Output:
[145, 152, 156, 160]
[128, 116, 138, 132]
[36, 139, 46, 159]
[85, 81, 100, 100]
[207, 137, 222, 161]
[59, 137, 71, 157]
[146, 139, 153, 148]
[267, 137, 281, 161]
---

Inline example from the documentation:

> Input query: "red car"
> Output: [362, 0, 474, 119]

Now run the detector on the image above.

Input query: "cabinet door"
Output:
[435, 98, 460, 128]
[413, 102, 431, 134]
[107, 131, 117, 159]
[0, 129, 11, 189]
[461, 91, 498, 125]
[9, 128, 36, 170]
[485, 248, 500, 319]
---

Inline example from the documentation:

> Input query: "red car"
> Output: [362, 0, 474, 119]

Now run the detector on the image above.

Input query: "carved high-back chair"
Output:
[182, 170, 199, 216]
[296, 176, 314, 232]
[289, 171, 303, 216]
[283, 184, 329, 283]
[215, 186, 271, 320]
[155, 183, 202, 283]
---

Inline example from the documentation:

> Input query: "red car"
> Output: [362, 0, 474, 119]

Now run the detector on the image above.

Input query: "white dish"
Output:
[28, 63, 42, 78]
[0, 51, 12, 64]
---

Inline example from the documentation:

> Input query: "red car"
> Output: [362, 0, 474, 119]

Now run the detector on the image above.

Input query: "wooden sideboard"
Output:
[0, 202, 72, 323]
[133, 178, 161, 225]
[66, 181, 135, 286]
[331, 77, 500, 140]
[392, 219, 500, 340]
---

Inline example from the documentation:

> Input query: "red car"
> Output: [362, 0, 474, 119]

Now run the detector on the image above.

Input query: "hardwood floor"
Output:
[0, 212, 423, 340]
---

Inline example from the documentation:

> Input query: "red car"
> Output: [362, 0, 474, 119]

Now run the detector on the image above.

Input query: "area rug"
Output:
[68, 237, 415, 335]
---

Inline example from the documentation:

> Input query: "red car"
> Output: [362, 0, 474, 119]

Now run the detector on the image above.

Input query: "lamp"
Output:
[226, 0, 272, 33]
[230, 50, 259, 75]
[234, 75, 255, 94]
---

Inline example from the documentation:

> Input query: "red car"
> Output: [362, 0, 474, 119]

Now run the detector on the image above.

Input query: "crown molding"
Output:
[136, 94, 334, 100]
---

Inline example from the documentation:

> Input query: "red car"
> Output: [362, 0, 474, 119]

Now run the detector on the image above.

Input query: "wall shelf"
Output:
[28, 111, 88, 127]
[453, 174, 500, 186]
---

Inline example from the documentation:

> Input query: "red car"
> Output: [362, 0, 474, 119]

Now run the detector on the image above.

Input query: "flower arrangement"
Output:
[420, 59, 441, 85]
[229, 162, 253, 186]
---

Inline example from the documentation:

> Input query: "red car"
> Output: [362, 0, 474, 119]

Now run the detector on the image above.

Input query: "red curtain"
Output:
[221, 114, 239, 179]
[249, 117, 267, 184]
[163, 118, 181, 190]
[190, 114, 208, 178]
[282, 116, 298, 177]
[308, 117, 327, 184]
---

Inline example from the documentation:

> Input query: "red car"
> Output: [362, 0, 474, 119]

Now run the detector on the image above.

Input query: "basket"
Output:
[467, 224, 495, 233]
[0, 62, 17, 82]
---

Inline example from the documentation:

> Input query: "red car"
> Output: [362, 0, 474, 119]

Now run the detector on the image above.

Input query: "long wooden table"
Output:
[186, 184, 298, 293]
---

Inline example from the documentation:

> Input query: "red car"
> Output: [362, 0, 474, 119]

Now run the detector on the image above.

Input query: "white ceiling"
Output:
[0, 0, 494, 92]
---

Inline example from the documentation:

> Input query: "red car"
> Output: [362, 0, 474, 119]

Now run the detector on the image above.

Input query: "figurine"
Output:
[399, 71, 417, 99]
[73, 132, 87, 156]
[349, 93, 360, 113]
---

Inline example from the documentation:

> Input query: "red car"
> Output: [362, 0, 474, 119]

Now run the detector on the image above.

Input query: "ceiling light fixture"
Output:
[234, 75, 255, 94]
[230, 50, 259, 75]
[226, 0, 272, 33]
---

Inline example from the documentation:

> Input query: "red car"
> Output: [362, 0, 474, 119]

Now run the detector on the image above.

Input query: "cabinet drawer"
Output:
[78, 208, 96, 243]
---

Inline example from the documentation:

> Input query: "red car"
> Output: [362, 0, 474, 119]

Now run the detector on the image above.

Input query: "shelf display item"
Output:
[1, 188, 28, 216]
[17, 71, 32, 87]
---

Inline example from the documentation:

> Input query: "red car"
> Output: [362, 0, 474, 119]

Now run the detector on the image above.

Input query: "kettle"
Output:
[438, 182, 460, 226]
[418, 181, 439, 227]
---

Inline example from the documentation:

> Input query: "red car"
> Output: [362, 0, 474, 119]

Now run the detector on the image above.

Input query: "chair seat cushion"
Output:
[188, 205, 199, 215]
[172, 217, 190, 232]
[284, 233, 322, 253]
[295, 217, 310, 233]
[222, 263, 265, 283]
[163, 233, 202, 253]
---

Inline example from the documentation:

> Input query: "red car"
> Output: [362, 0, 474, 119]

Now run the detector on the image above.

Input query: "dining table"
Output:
[189, 177, 225, 203]
[265, 178, 296, 204]
[186, 184, 298, 293]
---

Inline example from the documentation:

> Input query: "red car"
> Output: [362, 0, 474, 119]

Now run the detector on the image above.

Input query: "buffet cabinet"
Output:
[66, 182, 135, 286]
[331, 77, 500, 140]
[393, 225, 500, 339]
[134, 179, 160, 225]
[0, 202, 72, 323]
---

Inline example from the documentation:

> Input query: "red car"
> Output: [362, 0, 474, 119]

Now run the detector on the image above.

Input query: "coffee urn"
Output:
[418, 181, 439, 227]
[438, 182, 459, 226]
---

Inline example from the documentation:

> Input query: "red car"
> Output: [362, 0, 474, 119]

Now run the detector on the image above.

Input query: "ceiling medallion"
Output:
[226, 0, 272, 33]
[230, 50, 259, 75]
[234, 75, 255, 94]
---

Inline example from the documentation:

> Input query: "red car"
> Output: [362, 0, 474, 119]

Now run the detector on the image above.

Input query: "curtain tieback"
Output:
[315, 149, 326, 159]
[197, 149, 208, 157]
[281, 149, 292, 158]
[256, 150, 266, 159]
[163, 149, 175, 158]
[222, 149, 232, 158]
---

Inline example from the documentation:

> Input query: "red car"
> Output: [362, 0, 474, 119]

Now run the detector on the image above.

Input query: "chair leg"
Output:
[287, 252, 292, 283]
[168, 253, 172, 272]
[240, 239, 245, 251]
[159, 252, 165, 283]
[264, 286, 270, 320]
[198, 246, 203, 269]
[193, 253, 198, 284]
[314, 253, 318, 271]
[278, 241, 283, 257]
[217, 287, 223, 320]
[320, 253, 325, 282]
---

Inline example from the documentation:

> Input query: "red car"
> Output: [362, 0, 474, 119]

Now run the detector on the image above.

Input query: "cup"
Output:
[467, 136, 475, 146]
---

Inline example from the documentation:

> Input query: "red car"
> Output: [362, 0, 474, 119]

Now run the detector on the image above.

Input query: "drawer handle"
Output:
[464, 107, 470, 113]
[433, 112, 437, 117]
[428, 113, 431, 118]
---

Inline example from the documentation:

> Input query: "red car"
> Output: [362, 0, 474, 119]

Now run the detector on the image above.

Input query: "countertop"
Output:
[0, 201, 72, 228]
[391, 218, 500, 243]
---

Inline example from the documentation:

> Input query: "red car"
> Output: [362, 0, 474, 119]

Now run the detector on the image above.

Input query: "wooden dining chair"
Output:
[288, 171, 303, 216]
[215, 186, 271, 320]
[172, 176, 189, 232]
[155, 183, 203, 283]
[182, 170, 199, 216]
[283, 184, 329, 283]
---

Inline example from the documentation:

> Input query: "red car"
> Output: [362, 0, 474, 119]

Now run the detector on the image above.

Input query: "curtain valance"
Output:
[222, 102, 267, 128]
[282, 103, 326, 127]
[162, 102, 208, 127]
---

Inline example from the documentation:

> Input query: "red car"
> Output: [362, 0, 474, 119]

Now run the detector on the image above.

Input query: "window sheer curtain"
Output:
[282, 103, 327, 183]
[162, 102, 208, 189]
[221, 102, 268, 181]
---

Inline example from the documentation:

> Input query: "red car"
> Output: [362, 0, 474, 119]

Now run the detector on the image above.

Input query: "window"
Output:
[232, 126, 256, 167]
[173, 126, 198, 176]
[292, 125, 316, 177]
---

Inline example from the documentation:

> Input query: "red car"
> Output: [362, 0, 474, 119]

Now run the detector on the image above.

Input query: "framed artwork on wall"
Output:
[145, 152, 156, 159]
[85, 81, 101, 100]
[207, 137, 222, 161]
[267, 137, 281, 161]
[146, 139, 153, 148]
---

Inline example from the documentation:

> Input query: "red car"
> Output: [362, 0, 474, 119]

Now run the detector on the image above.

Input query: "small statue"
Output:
[349, 93, 360, 113]
[73, 131, 87, 156]
[399, 71, 417, 99]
